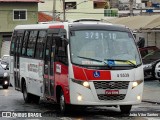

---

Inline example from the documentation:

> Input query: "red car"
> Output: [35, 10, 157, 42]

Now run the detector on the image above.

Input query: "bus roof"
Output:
[14, 21, 128, 31]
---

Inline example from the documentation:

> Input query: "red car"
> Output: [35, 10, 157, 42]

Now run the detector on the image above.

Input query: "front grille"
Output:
[93, 81, 129, 89]
[98, 94, 125, 100]
[93, 81, 129, 101]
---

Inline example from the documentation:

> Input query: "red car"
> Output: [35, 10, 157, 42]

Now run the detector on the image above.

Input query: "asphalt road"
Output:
[0, 80, 160, 120]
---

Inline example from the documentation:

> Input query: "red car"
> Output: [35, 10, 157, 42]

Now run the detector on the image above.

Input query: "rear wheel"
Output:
[3, 85, 8, 89]
[23, 81, 32, 103]
[32, 95, 40, 104]
[120, 105, 132, 114]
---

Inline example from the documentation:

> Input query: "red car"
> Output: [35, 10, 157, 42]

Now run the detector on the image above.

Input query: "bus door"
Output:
[44, 33, 56, 97]
[14, 30, 24, 90]
[44, 28, 67, 98]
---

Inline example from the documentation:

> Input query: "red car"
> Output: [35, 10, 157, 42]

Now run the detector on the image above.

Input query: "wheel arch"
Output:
[56, 85, 62, 103]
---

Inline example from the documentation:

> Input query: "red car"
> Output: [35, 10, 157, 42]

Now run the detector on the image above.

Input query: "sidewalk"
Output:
[142, 80, 160, 104]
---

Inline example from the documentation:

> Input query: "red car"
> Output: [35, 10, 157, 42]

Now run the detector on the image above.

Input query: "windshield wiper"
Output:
[77, 56, 137, 68]
[77, 56, 111, 66]
[106, 59, 137, 68]
[77, 56, 112, 68]
[77, 56, 103, 63]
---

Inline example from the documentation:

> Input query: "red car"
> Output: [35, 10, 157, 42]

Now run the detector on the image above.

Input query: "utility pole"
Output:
[62, 0, 66, 21]
[140, 3, 142, 15]
[129, 0, 134, 16]
[53, 0, 56, 21]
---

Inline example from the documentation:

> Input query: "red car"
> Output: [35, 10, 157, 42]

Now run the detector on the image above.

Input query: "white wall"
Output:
[38, 0, 117, 21]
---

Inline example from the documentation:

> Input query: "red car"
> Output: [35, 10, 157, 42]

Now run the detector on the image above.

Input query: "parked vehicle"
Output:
[139, 46, 159, 58]
[1, 55, 10, 69]
[142, 49, 160, 79]
[0, 64, 9, 89]
[154, 61, 160, 80]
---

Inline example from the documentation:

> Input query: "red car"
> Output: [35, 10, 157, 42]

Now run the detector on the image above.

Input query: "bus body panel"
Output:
[20, 58, 44, 97]
[10, 56, 15, 87]
[9, 21, 144, 110]
[54, 62, 70, 103]
[69, 65, 143, 105]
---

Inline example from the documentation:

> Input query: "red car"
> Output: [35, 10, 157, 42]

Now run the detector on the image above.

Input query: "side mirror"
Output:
[137, 37, 145, 48]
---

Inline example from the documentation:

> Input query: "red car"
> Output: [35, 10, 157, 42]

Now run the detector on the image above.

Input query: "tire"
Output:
[3, 85, 8, 89]
[59, 90, 69, 113]
[23, 81, 32, 103]
[120, 105, 132, 114]
[152, 66, 156, 80]
[32, 95, 40, 104]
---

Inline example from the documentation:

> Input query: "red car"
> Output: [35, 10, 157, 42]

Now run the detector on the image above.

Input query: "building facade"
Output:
[38, 0, 118, 21]
[0, 0, 43, 57]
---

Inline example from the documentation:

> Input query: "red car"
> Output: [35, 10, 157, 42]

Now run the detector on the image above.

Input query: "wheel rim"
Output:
[60, 93, 65, 112]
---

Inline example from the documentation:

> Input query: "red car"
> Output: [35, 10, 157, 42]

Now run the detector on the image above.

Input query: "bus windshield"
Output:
[70, 30, 141, 66]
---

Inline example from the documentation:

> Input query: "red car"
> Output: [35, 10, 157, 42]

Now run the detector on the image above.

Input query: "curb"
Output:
[142, 100, 160, 104]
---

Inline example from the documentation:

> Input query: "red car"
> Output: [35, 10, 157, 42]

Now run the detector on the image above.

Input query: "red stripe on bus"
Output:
[84, 69, 111, 80]
[73, 65, 111, 81]
[49, 25, 64, 29]
[73, 65, 87, 80]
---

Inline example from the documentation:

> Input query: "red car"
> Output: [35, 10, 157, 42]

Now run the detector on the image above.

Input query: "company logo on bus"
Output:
[108, 82, 115, 88]
[93, 71, 100, 78]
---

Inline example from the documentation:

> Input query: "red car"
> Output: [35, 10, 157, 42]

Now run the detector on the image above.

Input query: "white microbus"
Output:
[10, 20, 144, 113]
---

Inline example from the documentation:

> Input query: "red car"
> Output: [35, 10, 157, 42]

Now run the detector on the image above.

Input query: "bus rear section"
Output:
[9, 21, 144, 114]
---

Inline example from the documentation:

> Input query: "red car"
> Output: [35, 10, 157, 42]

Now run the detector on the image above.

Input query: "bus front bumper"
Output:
[69, 81, 143, 106]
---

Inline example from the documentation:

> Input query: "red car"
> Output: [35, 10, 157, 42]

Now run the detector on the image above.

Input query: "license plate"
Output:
[105, 90, 119, 95]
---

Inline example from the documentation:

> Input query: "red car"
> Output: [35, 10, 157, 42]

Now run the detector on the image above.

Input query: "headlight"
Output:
[83, 81, 90, 88]
[132, 80, 143, 89]
[72, 79, 90, 89]
[77, 95, 83, 101]
[4, 81, 8, 85]
[3, 72, 8, 77]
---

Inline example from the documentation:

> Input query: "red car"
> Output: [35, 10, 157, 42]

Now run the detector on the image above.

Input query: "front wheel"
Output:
[120, 105, 132, 114]
[59, 90, 69, 113]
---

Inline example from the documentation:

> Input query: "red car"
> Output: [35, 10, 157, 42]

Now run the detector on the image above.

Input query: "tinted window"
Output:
[35, 31, 46, 59]
[56, 40, 68, 65]
[10, 32, 17, 55]
[26, 31, 38, 57]
[142, 50, 160, 64]
[139, 46, 159, 58]
[22, 31, 30, 56]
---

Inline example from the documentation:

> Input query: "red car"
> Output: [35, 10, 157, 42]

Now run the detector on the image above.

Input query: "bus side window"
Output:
[10, 31, 17, 55]
[26, 30, 38, 57]
[55, 29, 68, 65]
[35, 31, 46, 59]
[22, 31, 30, 56]
[56, 40, 68, 65]
[18, 33, 24, 55]
[44, 35, 51, 74]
